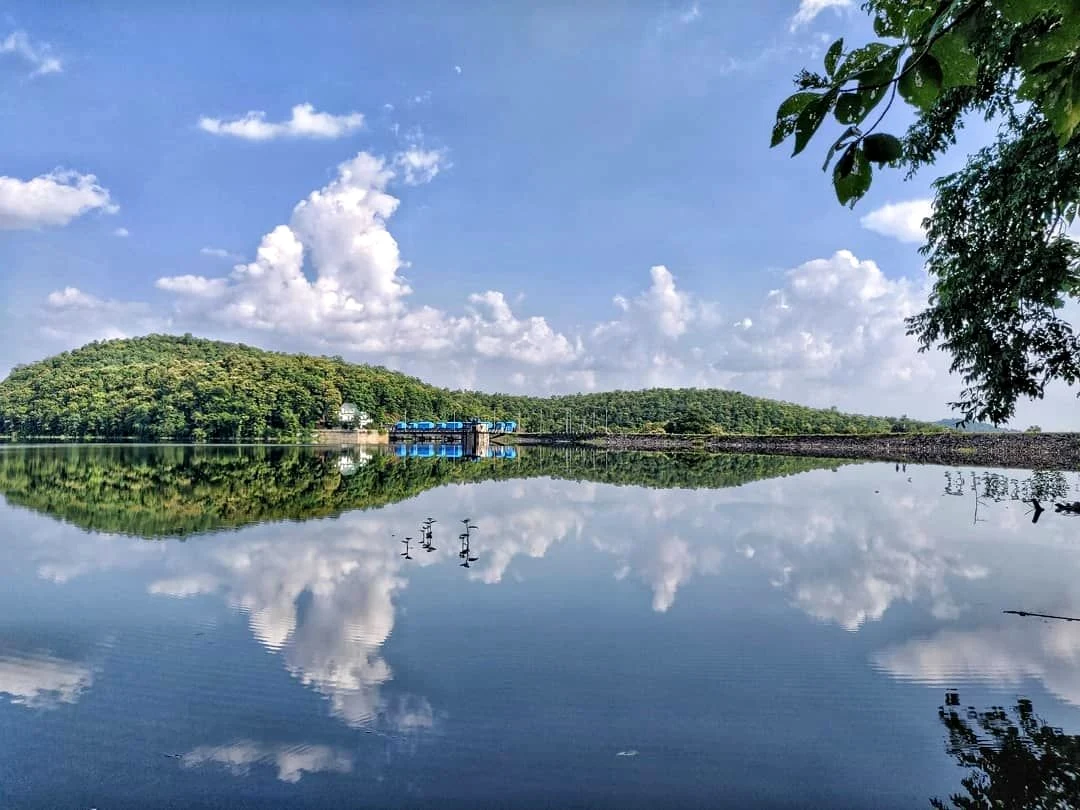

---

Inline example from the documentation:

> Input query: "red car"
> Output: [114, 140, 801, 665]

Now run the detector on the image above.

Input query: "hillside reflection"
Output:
[0, 444, 850, 537]
[3, 448, 1080, 803]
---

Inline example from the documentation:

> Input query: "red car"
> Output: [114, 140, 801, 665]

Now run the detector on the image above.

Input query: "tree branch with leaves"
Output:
[774, 0, 1080, 424]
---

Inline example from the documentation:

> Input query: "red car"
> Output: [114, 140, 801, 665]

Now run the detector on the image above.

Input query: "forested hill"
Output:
[0, 335, 940, 439]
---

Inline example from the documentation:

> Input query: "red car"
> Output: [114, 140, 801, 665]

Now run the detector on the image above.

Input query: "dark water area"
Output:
[1, 444, 1079, 808]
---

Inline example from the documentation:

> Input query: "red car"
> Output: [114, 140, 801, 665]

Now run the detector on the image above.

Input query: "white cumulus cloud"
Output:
[113, 227, 130, 237]
[394, 147, 449, 185]
[40, 287, 166, 349]
[37, 143, 1075, 421]
[0, 170, 116, 230]
[1, 30, 62, 76]
[155, 151, 579, 372]
[860, 199, 933, 244]
[199, 246, 242, 261]
[198, 103, 364, 141]
[46, 287, 105, 309]
[790, 0, 853, 30]
[155, 275, 229, 298]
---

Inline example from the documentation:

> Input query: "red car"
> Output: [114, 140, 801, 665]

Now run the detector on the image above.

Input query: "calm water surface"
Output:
[1, 445, 1079, 809]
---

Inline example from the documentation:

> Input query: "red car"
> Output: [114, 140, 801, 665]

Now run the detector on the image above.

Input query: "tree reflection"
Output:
[932, 696, 1080, 809]
[943, 471, 1073, 524]
[0, 445, 851, 538]
[944, 471, 1071, 503]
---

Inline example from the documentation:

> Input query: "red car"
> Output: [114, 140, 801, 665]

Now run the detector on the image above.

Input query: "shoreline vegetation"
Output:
[4, 431, 1080, 472]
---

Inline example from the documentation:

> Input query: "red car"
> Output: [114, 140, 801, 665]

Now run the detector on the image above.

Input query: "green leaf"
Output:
[834, 143, 856, 176]
[905, 5, 939, 38]
[873, 12, 898, 37]
[833, 144, 873, 207]
[825, 38, 844, 76]
[1017, 68, 1052, 102]
[898, 54, 944, 110]
[822, 126, 859, 171]
[834, 92, 867, 124]
[771, 91, 822, 147]
[836, 42, 895, 81]
[1018, 15, 1080, 70]
[931, 31, 979, 89]
[1041, 65, 1080, 145]
[998, 0, 1062, 23]
[922, 0, 967, 45]
[863, 133, 904, 164]
[792, 94, 833, 157]
[871, 4, 936, 39]
[776, 91, 821, 119]
[850, 45, 903, 121]
[1021, 60, 1080, 145]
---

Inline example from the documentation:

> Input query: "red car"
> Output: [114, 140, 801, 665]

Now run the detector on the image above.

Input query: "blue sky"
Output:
[0, 1, 1073, 426]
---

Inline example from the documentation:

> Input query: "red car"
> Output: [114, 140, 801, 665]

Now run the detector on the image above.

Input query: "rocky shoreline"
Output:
[519, 432, 1080, 470]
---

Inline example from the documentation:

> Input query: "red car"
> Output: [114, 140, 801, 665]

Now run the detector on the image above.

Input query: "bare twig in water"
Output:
[1026, 499, 1045, 524]
[1003, 610, 1080, 622]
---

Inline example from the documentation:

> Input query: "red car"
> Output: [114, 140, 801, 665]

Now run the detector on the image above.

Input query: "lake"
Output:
[1, 444, 1078, 809]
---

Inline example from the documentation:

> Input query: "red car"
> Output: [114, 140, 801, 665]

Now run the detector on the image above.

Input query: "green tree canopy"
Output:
[774, 0, 1080, 425]
[665, 404, 717, 434]
[0, 335, 942, 439]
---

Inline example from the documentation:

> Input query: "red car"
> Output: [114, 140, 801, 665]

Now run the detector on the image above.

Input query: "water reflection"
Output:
[931, 697, 1080, 809]
[0, 445, 848, 537]
[458, 519, 479, 568]
[874, 615, 1080, 708]
[941, 470, 1075, 526]
[941, 470, 1072, 502]
[182, 741, 354, 783]
[0, 651, 94, 708]
[731, 485, 989, 630]
[152, 518, 428, 731]
[0, 448, 855, 734]
[4, 447, 1080, 804]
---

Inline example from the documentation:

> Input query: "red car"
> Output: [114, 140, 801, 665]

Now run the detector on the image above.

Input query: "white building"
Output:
[337, 403, 371, 428]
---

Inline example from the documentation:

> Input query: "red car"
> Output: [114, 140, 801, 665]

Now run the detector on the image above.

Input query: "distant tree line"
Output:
[0, 335, 942, 440]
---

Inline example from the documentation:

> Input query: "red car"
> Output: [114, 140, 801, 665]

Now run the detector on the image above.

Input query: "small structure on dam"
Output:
[390, 421, 511, 460]
[390, 419, 503, 459]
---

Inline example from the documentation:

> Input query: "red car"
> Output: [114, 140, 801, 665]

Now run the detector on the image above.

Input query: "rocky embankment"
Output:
[520, 432, 1080, 470]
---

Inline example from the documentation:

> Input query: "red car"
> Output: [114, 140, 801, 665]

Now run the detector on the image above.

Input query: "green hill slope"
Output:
[0, 334, 939, 439]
